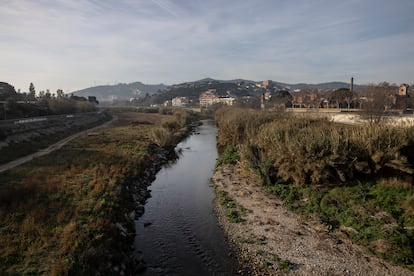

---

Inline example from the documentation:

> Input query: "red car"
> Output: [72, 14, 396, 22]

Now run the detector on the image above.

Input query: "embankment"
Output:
[0, 111, 112, 164]
[0, 110, 199, 275]
[213, 164, 413, 275]
[212, 107, 414, 275]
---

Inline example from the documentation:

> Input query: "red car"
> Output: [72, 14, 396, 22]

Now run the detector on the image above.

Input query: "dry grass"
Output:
[216, 107, 414, 186]
[0, 111, 194, 274]
[215, 107, 414, 269]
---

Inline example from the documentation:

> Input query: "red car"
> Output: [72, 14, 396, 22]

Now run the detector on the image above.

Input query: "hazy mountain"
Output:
[72, 82, 169, 102]
[273, 81, 360, 91]
[180, 78, 358, 91]
[71, 78, 361, 103]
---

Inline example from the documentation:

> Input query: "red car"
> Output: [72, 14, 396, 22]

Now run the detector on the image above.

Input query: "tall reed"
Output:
[216, 108, 414, 186]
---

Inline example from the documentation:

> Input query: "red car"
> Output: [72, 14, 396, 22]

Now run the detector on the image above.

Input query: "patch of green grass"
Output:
[216, 145, 240, 168]
[278, 259, 294, 271]
[266, 180, 414, 269]
[217, 190, 246, 223]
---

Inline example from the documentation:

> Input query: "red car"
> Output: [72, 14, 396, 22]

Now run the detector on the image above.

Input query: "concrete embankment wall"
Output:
[0, 112, 110, 149]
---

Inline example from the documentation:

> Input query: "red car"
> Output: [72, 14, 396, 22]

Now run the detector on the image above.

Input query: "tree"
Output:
[28, 82, 36, 100]
[45, 89, 51, 99]
[4, 97, 17, 119]
[269, 90, 293, 109]
[329, 88, 357, 109]
[359, 83, 396, 122]
[56, 89, 64, 98]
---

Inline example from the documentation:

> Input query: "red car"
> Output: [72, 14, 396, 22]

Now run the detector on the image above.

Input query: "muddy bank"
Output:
[213, 164, 413, 276]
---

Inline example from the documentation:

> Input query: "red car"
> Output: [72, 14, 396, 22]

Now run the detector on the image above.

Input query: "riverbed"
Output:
[134, 120, 239, 275]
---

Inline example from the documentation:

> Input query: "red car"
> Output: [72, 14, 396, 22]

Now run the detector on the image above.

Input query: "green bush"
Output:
[217, 190, 245, 223]
[216, 145, 240, 168]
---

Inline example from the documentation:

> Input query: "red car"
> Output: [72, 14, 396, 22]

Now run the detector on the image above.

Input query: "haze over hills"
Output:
[71, 78, 361, 102]
[72, 82, 168, 102]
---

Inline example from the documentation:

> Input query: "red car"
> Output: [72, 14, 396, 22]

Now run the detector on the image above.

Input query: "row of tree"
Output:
[273, 82, 412, 113]
[0, 82, 97, 120]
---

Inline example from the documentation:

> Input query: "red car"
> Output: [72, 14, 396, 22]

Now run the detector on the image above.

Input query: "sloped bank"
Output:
[0, 110, 200, 275]
[213, 107, 414, 274]
[113, 147, 179, 274]
[111, 120, 202, 274]
[0, 111, 112, 164]
[213, 164, 413, 275]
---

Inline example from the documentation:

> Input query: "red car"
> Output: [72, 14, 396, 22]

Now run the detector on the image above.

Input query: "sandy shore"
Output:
[213, 164, 413, 276]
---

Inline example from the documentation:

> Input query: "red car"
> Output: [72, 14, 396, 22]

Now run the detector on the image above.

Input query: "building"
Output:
[399, 84, 409, 96]
[172, 96, 189, 107]
[199, 89, 235, 108]
[291, 90, 319, 108]
[261, 80, 272, 89]
[88, 96, 99, 104]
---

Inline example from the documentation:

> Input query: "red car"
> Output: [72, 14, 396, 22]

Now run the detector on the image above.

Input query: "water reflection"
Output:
[134, 120, 238, 275]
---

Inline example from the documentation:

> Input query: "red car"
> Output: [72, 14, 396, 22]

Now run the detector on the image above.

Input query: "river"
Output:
[134, 120, 239, 275]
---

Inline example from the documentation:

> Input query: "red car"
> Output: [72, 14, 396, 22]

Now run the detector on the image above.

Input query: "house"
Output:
[291, 90, 319, 108]
[88, 96, 99, 104]
[172, 97, 189, 107]
[399, 84, 409, 96]
[163, 100, 172, 107]
[199, 89, 235, 108]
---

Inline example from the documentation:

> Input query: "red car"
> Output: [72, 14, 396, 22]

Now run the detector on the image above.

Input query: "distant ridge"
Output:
[177, 78, 360, 91]
[71, 78, 362, 102]
[72, 82, 168, 102]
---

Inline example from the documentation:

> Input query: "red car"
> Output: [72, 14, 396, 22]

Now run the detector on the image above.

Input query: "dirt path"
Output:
[213, 164, 413, 276]
[0, 115, 117, 173]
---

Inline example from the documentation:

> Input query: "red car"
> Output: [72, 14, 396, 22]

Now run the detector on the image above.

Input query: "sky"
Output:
[1, 0, 414, 93]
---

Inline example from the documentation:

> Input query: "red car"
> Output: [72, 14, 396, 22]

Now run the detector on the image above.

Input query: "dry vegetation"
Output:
[215, 107, 414, 270]
[0, 108, 198, 274]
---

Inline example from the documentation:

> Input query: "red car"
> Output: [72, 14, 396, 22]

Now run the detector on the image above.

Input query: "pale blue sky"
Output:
[1, 0, 413, 92]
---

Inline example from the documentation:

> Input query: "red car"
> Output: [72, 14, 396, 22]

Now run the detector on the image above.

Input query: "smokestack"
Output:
[350, 77, 354, 93]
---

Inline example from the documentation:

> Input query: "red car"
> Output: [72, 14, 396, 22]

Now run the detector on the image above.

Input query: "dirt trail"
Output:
[0, 116, 117, 173]
[213, 164, 413, 276]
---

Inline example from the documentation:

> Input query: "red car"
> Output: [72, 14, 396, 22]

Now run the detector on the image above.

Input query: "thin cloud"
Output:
[0, 0, 413, 92]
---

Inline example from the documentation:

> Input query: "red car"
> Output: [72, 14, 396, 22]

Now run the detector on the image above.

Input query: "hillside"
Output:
[147, 78, 359, 105]
[70, 78, 362, 104]
[275, 81, 362, 91]
[72, 82, 168, 102]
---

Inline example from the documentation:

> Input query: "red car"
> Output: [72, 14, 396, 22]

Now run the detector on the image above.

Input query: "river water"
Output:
[134, 121, 239, 275]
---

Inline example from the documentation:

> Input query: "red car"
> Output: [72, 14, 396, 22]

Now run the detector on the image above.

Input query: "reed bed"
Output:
[215, 107, 414, 269]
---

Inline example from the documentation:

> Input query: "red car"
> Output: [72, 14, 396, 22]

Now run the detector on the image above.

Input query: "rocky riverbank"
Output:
[213, 164, 413, 275]
[112, 124, 200, 274]
[109, 148, 176, 274]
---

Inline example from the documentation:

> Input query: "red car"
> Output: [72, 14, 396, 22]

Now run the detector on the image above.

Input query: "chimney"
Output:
[261, 93, 265, 110]
[350, 77, 354, 93]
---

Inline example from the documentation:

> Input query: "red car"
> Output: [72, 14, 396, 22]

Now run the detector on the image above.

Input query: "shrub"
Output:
[217, 190, 245, 223]
[216, 145, 239, 168]
[216, 107, 414, 186]
[149, 127, 175, 148]
[215, 107, 414, 269]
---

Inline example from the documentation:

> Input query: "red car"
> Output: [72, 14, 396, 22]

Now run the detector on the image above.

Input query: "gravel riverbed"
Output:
[213, 164, 413, 276]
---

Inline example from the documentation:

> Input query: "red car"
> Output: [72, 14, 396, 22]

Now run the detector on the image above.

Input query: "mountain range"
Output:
[72, 82, 168, 102]
[71, 78, 359, 102]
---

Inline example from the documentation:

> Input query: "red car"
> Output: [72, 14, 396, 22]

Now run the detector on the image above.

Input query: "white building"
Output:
[199, 89, 235, 108]
[172, 96, 189, 107]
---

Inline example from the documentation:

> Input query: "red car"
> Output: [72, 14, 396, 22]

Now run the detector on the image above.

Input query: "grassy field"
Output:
[215, 107, 414, 270]
[0, 109, 198, 274]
